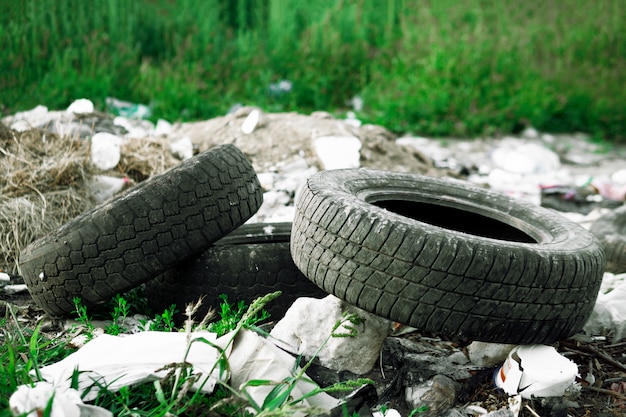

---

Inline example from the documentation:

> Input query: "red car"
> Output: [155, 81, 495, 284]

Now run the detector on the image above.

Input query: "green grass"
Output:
[0, 0, 624, 141]
[0, 292, 375, 416]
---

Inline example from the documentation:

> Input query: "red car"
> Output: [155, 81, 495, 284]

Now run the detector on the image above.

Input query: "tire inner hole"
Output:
[373, 199, 537, 243]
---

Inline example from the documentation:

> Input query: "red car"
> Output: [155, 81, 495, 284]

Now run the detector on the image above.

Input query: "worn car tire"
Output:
[145, 222, 328, 322]
[291, 169, 605, 344]
[590, 204, 626, 274]
[19, 144, 263, 316]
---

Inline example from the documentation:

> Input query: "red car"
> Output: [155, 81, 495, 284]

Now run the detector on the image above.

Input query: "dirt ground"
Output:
[2, 107, 626, 416]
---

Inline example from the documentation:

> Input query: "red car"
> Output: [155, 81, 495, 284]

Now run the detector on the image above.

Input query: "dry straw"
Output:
[0, 122, 179, 275]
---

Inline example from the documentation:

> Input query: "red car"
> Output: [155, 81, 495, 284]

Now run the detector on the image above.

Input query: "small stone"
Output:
[270, 295, 391, 374]
[467, 341, 516, 367]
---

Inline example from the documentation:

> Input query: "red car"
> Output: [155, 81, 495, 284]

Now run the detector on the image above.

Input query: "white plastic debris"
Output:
[583, 272, 626, 341]
[269, 295, 391, 374]
[10, 383, 112, 417]
[90, 132, 123, 170]
[34, 331, 225, 401]
[169, 136, 194, 160]
[88, 175, 130, 203]
[0, 272, 10, 284]
[490, 141, 560, 175]
[10, 329, 341, 416]
[312, 136, 361, 170]
[372, 408, 401, 417]
[66, 99, 94, 115]
[3, 284, 28, 295]
[494, 345, 578, 398]
[405, 374, 460, 415]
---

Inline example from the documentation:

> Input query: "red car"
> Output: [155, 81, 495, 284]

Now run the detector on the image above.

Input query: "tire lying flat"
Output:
[290, 169, 605, 344]
[145, 222, 328, 322]
[20, 144, 263, 316]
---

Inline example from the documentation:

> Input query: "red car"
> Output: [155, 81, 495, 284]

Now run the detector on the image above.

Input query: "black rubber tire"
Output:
[19, 144, 263, 316]
[291, 169, 605, 344]
[590, 204, 626, 273]
[145, 222, 328, 323]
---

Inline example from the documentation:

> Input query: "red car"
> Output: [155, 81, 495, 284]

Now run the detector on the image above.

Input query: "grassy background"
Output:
[1, 0, 624, 141]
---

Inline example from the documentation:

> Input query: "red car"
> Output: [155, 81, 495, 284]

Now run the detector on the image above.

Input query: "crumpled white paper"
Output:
[9, 329, 341, 417]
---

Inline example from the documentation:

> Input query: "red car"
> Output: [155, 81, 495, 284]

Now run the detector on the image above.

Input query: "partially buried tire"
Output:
[291, 169, 605, 344]
[20, 144, 263, 316]
[145, 222, 328, 323]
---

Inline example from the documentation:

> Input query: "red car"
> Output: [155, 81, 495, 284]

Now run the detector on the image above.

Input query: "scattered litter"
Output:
[105, 97, 151, 119]
[490, 140, 560, 175]
[405, 374, 460, 417]
[583, 272, 626, 341]
[494, 345, 578, 398]
[268, 79, 292, 97]
[88, 175, 131, 203]
[0, 272, 10, 284]
[66, 98, 94, 115]
[154, 118, 172, 136]
[169, 136, 194, 160]
[3, 284, 28, 295]
[312, 136, 361, 170]
[10, 383, 113, 417]
[9, 329, 342, 416]
[90, 132, 123, 170]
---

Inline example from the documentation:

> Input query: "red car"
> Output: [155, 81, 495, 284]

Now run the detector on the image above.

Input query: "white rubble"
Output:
[66, 98, 94, 115]
[313, 135, 361, 170]
[169, 136, 193, 160]
[269, 295, 392, 375]
[154, 118, 173, 136]
[90, 132, 123, 170]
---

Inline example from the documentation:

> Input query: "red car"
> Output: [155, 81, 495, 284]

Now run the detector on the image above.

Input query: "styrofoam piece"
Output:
[494, 345, 578, 398]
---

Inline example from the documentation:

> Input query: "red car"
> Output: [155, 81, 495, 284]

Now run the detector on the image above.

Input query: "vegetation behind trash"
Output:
[1, 0, 624, 141]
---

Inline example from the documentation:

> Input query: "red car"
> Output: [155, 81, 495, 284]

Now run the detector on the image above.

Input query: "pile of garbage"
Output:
[3, 99, 626, 417]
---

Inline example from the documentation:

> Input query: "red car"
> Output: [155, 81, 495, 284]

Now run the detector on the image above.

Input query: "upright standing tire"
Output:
[145, 222, 328, 323]
[291, 169, 605, 344]
[20, 144, 263, 316]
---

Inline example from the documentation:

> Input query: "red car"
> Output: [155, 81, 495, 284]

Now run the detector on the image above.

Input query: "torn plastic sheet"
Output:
[494, 345, 578, 399]
[583, 273, 626, 341]
[9, 329, 341, 416]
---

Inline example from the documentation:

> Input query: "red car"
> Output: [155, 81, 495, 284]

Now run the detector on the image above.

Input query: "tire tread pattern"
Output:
[291, 169, 605, 344]
[20, 144, 262, 316]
